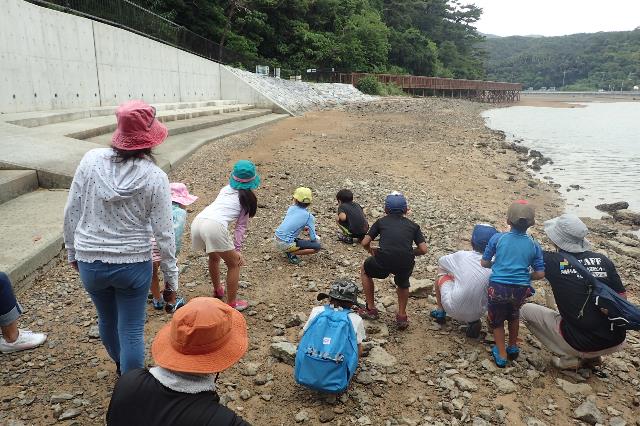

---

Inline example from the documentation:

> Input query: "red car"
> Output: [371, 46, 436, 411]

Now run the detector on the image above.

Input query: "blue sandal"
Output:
[491, 346, 507, 368]
[430, 309, 446, 324]
[506, 345, 520, 361]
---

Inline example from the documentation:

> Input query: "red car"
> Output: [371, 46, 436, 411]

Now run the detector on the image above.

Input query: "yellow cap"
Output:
[293, 187, 313, 203]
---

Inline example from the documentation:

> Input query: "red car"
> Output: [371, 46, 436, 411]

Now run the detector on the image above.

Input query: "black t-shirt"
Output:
[338, 201, 369, 236]
[367, 214, 425, 269]
[543, 250, 626, 352]
[107, 369, 250, 426]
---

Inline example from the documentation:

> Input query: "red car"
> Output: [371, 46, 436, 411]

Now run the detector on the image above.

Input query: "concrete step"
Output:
[0, 170, 38, 204]
[1, 99, 240, 128]
[35, 104, 255, 140]
[0, 189, 69, 283]
[85, 109, 273, 145]
[0, 122, 103, 188]
[156, 113, 289, 171]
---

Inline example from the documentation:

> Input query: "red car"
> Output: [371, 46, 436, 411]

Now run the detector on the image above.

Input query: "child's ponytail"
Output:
[238, 189, 257, 218]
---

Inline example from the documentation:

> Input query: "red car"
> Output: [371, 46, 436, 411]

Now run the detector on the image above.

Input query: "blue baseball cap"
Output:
[471, 224, 498, 251]
[385, 191, 408, 214]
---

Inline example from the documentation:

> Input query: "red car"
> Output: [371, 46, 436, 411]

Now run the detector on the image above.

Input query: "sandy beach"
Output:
[1, 97, 639, 425]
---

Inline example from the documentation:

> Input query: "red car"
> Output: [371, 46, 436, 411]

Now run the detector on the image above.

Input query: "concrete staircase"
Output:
[0, 99, 288, 284]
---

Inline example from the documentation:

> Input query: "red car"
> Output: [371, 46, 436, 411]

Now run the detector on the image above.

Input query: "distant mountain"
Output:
[480, 33, 502, 39]
[482, 29, 640, 90]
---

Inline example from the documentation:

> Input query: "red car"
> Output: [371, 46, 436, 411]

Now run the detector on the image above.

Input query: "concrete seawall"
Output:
[0, 0, 284, 114]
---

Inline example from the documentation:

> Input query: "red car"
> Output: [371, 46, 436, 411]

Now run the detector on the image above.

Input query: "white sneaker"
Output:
[551, 355, 580, 370]
[0, 330, 47, 354]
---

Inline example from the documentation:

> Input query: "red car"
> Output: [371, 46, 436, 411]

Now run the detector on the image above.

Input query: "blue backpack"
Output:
[294, 305, 359, 393]
[563, 252, 640, 330]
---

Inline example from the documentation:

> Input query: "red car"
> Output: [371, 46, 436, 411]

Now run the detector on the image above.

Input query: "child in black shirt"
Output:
[336, 189, 369, 244]
[360, 192, 427, 329]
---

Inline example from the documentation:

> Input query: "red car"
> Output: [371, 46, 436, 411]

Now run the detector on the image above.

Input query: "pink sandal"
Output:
[214, 287, 225, 299]
[228, 299, 249, 312]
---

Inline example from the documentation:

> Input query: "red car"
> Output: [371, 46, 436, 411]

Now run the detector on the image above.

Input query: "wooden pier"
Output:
[332, 73, 522, 103]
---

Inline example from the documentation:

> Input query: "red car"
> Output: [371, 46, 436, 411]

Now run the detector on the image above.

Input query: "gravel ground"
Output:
[1, 97, 639, 425]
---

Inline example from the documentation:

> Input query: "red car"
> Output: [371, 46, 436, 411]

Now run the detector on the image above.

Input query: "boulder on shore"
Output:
[595, 201, 629, 212]
[611, 209, 640, 226]
[408, 278, 433, 298]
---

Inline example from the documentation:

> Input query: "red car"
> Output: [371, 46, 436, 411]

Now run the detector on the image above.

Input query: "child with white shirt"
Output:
[191, 160, 260, 312]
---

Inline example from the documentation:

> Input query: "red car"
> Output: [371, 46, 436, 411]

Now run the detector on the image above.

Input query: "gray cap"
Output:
[317, 278, 359, 305]
[544, 214, 592, 253]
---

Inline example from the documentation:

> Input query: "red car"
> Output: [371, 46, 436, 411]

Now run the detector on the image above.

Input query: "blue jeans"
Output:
[0, 272, 22, 327]
[78, 260, 152, 374]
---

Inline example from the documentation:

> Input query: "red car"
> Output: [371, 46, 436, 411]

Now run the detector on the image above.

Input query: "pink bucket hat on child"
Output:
[170, 183, 198, 206]
[111, 100, 168, 150]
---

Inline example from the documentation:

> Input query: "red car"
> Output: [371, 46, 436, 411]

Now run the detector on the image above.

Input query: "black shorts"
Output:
[363, 256, 413, 288]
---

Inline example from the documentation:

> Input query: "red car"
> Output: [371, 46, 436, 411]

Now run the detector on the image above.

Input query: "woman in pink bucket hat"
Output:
[63, 100, 179, 376]
[149, 183, 198, 312]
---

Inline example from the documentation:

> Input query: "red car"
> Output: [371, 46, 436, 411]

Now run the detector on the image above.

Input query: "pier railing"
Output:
[331, 73, 522, 102]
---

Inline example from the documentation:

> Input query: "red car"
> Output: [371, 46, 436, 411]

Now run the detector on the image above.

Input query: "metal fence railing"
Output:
[26, 0, 247, 64]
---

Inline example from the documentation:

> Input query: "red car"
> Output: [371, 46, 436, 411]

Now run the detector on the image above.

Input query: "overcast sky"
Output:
[469, 0, 640, 37]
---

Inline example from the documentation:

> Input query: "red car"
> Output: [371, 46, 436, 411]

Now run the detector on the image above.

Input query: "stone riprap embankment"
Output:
[228, 68, 376, 115]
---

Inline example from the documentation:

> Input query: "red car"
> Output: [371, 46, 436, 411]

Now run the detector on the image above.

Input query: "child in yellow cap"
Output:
[274, 187, 322, 264]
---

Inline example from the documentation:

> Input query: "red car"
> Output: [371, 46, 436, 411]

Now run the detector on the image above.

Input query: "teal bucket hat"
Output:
[229, 160, 260, 190]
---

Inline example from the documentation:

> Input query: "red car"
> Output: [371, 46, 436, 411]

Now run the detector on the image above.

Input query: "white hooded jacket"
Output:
[63, 148, 178, 288]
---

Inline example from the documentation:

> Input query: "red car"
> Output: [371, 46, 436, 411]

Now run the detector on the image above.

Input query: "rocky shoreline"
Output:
[1, 97, 638, 425]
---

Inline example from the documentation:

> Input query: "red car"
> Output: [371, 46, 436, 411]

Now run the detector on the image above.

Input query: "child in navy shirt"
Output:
[481, 200, 545, 367]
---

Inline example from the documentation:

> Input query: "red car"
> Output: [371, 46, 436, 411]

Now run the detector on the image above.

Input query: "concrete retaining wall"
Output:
[0, 0, 233, 113]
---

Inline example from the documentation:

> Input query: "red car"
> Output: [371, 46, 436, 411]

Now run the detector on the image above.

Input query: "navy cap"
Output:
[385, 191, 408, 214]
[471, 224, 498, 251]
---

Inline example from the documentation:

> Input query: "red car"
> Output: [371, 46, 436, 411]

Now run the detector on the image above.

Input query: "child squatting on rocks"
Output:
[150, 183, 198, 313]
[430, 224, 498, 338]
[481, 200, 545, 368]
[359, 192, 428, 329]
[335, 189, 369, 244]
[274, 187, 322, 264]
[304, 278, 366, 357]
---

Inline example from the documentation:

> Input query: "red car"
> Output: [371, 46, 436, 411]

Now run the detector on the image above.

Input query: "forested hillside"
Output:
[136, 0, 485, 79]
[483, 30, 640, 90]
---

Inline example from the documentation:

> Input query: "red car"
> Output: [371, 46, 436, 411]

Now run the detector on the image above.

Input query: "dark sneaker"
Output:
[165, 297, 185, 314]
[465, 320, 481, 338]
[506, 345, 520, 361]
[286, 252, 301, 265]
[152, 299, 165, 310]
[336, 232, 354, 244]
[430, 309, 446, 324]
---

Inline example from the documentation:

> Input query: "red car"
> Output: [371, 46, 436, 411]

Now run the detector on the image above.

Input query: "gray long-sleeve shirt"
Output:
[63, 148, 178, 288]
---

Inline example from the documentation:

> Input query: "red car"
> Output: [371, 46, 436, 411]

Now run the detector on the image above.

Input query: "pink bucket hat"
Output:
[170, 183, 198, 206]
[111, 100, 168, 150]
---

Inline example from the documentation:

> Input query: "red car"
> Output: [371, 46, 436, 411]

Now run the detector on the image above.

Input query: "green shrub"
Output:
[379, 82, 406, 96]
[356, 76, 382, 95]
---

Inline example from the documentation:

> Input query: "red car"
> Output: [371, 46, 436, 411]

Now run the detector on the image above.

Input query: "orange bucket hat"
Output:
[152, 297, 248, 373]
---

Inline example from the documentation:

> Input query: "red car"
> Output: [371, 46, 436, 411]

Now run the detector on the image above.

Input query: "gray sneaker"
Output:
[0, 330, 47, 354]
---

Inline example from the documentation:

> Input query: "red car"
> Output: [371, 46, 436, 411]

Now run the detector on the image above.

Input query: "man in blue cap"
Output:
[360, 192, 428, 329]
[429, 224, 498, 338]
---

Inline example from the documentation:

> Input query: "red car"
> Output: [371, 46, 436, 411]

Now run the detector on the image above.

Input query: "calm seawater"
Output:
[482, 102, 640, 218]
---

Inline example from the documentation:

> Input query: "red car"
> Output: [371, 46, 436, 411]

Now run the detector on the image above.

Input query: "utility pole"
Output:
[562, 70, 567, 87]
